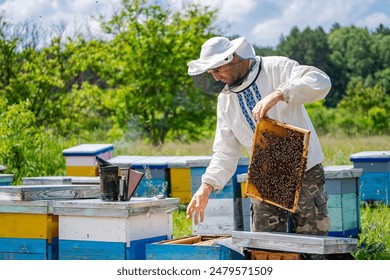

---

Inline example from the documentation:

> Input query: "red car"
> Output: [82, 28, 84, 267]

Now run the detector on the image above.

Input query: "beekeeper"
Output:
[186, 36, 331, 235]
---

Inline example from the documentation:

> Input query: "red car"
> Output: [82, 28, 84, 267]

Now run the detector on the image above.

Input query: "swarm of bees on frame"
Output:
[248, 129, 307, 210]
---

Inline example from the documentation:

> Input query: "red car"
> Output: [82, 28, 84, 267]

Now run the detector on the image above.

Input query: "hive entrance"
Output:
[246, 118, 310, 212]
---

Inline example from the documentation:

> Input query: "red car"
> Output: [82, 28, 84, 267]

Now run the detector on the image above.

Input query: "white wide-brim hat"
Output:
[187, 37, 256, 93]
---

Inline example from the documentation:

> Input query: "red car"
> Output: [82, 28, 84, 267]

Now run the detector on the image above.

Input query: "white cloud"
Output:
[212, 0, 257, 23]
[357, 12, 390, 29]
[1, 0, 388, 48]
[171, 0, 257, 23]
[0, 0, 121, 38]
[250, 0, 378, 46]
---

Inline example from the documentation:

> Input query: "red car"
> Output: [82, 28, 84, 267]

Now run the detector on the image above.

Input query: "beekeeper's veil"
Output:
[187, 37, 256, 94]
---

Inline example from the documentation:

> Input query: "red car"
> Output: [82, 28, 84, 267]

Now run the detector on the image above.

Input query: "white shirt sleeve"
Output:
[274, 57, 331, 104]
[201, 100, 242, 190]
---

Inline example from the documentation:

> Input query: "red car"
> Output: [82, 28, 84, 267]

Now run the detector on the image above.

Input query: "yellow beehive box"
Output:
[62, 144, 114, 176]
[0, 200, 58, 260]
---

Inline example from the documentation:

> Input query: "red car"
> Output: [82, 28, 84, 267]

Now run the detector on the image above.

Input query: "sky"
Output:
[0, 0, 389, 47]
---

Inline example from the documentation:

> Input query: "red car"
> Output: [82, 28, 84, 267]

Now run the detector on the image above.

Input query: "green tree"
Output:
[96, 0, 219, 146]
[0, 15, 21, 103]
[0, 100, 65, 183]
[327, 26, 379, 106]
[336, 80, 389, 135]
[278, 26, 331, 72]
[277, 26, 337, 106]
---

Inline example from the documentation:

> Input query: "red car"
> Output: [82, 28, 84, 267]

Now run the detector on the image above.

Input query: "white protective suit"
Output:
[201, 55, 332, 191]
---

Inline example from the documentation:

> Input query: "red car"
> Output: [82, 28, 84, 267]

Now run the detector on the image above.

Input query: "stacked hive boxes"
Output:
[235, 164, 363, 237]
[350, 151, 390, 204]
[0, 200, 58, 260]
[0, 180, 100, 260]
[168, 156, 214, 205]
[53, 198, 179, 260]
[324, 165, 362, 237]
[63, 144, 114, 176]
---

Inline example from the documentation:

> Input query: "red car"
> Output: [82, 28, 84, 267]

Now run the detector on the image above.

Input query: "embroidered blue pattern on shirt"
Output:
[237, 93, 255, 131]
[237, 84, 263, 132]
[252, 83, 262, 102]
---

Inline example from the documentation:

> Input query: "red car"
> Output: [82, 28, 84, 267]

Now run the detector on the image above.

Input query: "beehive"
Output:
[246, 118, 310, 212]
[145, 235, 245, 260]
[236, 165, 363, 238]
[0, 174, 14, 186]
[236, 173, 250, 231]
[0, 200, 58, 260]
[350, 151, 390, 204]
[53, 198, 179, 260]
[324, 165, 362, 237]
[62, 144, 114, 176]
[188, 156, 248, 234]
[109, 156, 179, 198]
[168, 156, 213, 205]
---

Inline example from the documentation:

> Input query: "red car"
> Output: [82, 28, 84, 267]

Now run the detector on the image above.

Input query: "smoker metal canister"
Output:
[99, 165, 120, 201]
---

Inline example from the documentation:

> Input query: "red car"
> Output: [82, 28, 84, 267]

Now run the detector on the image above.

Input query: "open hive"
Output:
[246, 117, 310, 212]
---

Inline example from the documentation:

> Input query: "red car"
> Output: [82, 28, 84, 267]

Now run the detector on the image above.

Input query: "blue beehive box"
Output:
[236, 173, 251, 232]
[109, 156, 180, 198]
[187, 156, 249, 234]
[145, 235, 245, 260]
[350, 151, 390, 204]
[0, 174, 14, 186]
[324, 165, 363, 238]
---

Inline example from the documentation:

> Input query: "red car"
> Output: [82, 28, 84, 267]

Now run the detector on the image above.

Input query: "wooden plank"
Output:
[232, 231, 357, 254]
[324, 165, 363, 179]
[246, 249, 301, 260]
[0, 237, 47, 255]
[0, 200, 52, 214]
[0, 184, 100, 201]
[52, 198, 179, 217]
[22, 176, 72, 185]
[145, 235, 245, 260]
[0, 213, 51, 239]
[59, 240, 125, 260]
[71, 176, 100, 185]
[161, 235, 202, 244]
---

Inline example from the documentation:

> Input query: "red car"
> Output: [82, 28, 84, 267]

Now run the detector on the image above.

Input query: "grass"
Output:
[173, 206, 192, 239]
[320, 135, 390, 165]
[355, 204, 390, 259]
